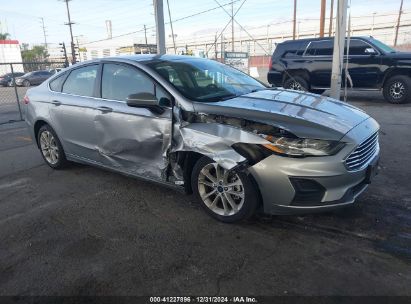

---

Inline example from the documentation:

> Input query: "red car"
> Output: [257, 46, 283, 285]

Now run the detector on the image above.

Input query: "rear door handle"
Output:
[96, 106, 112, 113]
[51, 100, 61, 106]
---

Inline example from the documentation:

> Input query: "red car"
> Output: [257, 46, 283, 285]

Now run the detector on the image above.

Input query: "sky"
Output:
[0, 0, 408, 48]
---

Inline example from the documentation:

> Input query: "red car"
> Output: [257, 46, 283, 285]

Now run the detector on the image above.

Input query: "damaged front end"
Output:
[167, 107, 293, 188]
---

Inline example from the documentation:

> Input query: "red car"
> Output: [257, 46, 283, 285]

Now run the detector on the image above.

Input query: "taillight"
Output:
[23, 95, 30, 104]
[268, 57, 272, 70]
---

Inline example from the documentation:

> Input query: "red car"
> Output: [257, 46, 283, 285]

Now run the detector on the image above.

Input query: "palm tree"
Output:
[0, 33, 11, 40]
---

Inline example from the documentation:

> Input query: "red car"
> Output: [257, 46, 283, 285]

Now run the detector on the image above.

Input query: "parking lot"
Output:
[0, 86, 29, 124]
[0, 88, 410, 296]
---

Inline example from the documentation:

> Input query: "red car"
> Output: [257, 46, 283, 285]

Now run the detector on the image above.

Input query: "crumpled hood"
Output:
[192, 89, 370, 141]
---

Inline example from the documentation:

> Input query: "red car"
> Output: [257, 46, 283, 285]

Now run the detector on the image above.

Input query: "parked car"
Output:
[24, 55, 380, 222]
[48, 68, 62, 75]
[15, 70, 53, 87]
[268, 36, 410, 104]
[0, 72, 25, 87]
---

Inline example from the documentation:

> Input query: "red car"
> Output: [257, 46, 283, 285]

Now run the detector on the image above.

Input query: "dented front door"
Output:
[94, 62, 172, 180]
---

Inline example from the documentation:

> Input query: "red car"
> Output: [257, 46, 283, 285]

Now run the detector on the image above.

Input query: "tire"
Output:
[191, 156, 260, 223]
[383, 75, 411, 104]
[7, 80, 14, 87]
[283, 75, 309, 92]
[37, 124, 68, 169]
[23, 80, 30, 87]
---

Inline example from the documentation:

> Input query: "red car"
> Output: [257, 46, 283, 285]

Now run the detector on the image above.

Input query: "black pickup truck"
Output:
[267, 36, 411, 104]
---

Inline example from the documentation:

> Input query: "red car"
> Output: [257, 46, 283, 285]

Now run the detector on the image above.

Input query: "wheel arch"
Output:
[33, 119, 52, 148]
[282, 69, 311, 85]
[382, 68, 411, 86]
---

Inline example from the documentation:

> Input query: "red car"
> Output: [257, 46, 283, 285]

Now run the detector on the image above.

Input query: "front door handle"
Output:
[96, 106, 112, 113]
[51, 100, 61, 106]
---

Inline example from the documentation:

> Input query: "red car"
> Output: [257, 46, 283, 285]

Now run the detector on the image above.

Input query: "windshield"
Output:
[370, 38, 396, 53]
[147, 58, 267, 102]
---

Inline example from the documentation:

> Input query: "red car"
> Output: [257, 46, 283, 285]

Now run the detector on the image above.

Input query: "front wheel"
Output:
[23, 80, 30, 87]
[37, 125, 68, 169]
[191, 156, 260, 223]
[383, 75, 411, 104]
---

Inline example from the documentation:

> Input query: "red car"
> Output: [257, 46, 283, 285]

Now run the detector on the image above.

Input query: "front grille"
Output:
[345, 132, 379, 171]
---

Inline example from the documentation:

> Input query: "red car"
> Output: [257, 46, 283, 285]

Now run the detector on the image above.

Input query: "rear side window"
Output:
[305, 40, 333, 56]
[49, 73, 66, 92]
[101, 63, 154, 101]
[62, 65, 98, 97]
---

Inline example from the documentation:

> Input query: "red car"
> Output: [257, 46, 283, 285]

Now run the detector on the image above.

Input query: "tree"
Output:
[0, 32, 11, 40]
[21, 45, 49, 62]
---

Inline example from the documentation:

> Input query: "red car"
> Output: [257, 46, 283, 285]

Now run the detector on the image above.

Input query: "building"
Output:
[0, 40, 23, 74]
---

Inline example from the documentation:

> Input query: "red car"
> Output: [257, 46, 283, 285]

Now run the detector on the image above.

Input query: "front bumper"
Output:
[248, 118, 380, 215]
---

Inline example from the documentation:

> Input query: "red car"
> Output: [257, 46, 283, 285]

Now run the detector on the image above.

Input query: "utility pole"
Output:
[293, 0, 297, 40]
[394, 0, 404, 47]
[144, 25, 148, 47]
[330, 0, 349, 100]
[231, 0, 234, 51]
[221, 34, 225, 63]
[153, 0, 166, 55]
[328, 0, 334, 36]
[74, 35, 81, 62]
[214, 32, 218, 59]
[371, 12, 376, 35]
[166, 0, 177, 54]
[63, 0, 76, 64]
[319, 0, 326, 37]
[40, 17, 48, 51]
[60, 42, 69, 67]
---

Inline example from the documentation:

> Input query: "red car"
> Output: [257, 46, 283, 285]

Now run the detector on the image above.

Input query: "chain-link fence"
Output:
[0, 61, 67, 125]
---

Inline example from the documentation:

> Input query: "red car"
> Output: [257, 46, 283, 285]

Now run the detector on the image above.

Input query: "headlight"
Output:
[260, 135, 345, 157]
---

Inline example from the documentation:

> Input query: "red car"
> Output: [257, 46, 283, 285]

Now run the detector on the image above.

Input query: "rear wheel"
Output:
[383, 75, 411, 104]
[37, 125, 68, 169]
[191, 156, 259, 223]
[283, 76, 308, 92]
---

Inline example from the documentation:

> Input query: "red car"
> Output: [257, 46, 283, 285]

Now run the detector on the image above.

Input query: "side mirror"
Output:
[126, 92, 165, 114]
[364, 48, 377, 55]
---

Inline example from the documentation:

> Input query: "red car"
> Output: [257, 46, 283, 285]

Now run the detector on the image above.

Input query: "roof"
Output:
[108, 54, 204, 62]
[281, 36, 371, 44]
[0, 40, 19, 45]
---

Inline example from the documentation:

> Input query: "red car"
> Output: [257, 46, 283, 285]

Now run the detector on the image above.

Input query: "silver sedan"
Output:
[23, 55, 380, 222]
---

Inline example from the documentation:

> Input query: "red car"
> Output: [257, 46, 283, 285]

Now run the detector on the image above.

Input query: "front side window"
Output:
[346, 40, 375, 55]
[62, 65, 98, 97]
[101, 63, 155, 101]
[147, 59, 266, 102]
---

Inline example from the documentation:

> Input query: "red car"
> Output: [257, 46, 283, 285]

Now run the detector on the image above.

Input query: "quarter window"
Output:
[49, 73, 66, 92]
[101, 63, 155, 101]
[62, 65, 98, 97]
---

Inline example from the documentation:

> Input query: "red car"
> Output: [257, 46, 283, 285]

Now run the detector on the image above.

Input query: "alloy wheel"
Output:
[288, 80, 304, 91]
[389, 81, 405, 100]
[39, 131, 59, 165]
[197, 163, 245, 216]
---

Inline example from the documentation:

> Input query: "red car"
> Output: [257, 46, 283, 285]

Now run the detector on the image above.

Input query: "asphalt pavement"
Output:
[0, 90, 410, 296]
